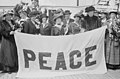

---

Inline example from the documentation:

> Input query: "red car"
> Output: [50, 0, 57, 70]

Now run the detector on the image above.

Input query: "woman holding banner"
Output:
[105, 11, 120, 70]
[0, 10, 19, 73]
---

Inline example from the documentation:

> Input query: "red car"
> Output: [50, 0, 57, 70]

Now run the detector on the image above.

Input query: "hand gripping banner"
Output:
[14, 26, 107, 78]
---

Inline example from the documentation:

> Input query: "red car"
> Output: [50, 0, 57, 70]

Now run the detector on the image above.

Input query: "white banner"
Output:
[14, 26, 107, 79]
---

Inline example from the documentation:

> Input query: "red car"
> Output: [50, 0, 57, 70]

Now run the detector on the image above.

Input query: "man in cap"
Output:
[63, 10, 74, 35]
[84, 6, 101, 31]
[22, 11, 41, 34]
[63, 10, 74, 25]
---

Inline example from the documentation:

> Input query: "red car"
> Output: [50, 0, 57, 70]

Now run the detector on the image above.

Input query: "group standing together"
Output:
[0, 0, 120, 74]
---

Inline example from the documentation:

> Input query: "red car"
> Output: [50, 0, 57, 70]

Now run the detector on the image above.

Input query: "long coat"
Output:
[22, 19, 41, 34]
[0, 20, 18, 67]
[105, 19, 120, 69]
[84, 15, 101, 31]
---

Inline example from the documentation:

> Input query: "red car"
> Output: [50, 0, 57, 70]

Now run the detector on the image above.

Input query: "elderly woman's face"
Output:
[88, 11, 94, 17]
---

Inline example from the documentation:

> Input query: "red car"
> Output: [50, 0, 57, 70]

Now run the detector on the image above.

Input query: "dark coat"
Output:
[84, 15, 101, 31]
[0, 20, 18, 67]
[22, 19, 41, 34]
[40, 23, 52, 35]
[51, 25, 65, 36]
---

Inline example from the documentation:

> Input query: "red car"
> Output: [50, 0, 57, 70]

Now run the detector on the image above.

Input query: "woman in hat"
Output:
[105, 11, 120, 70]
[100, 12, 108, 26]
[51, 14, 65, 36]
[40, 14, 52, 35]
[68, 13, 85, 35]
[22, 11, 41, 34]
[0, 10, 19, 73]
[84, 6, 101, 31]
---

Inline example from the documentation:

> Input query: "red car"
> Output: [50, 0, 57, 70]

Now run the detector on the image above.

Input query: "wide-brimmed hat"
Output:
[53, 14, 63, 21]
[74, 13, 81, 18]
[29, 11, 40, 17]
[64, 10, 71, 15]
[109, 10, 118, 15]
[85, 6, 96, 12]
[3, 10, 14, 17]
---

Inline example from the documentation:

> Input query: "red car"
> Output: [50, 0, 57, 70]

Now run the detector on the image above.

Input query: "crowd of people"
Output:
[0, 0, 120, 74]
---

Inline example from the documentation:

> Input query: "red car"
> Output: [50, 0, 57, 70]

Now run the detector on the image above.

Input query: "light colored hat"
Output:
[53, 13, 63, 21]
[3, 10, 14, 17]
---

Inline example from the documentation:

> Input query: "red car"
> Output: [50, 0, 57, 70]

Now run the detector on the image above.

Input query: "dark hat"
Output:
[29, 11, 40, 17]
[41, 14, 48, 18]
[3, 10, 14, 17]
[109, 11, 118, 15]
[53, 14, 63, 21]
[85, 6, 95, 12]
[64, 10, 71, 15]
[31, 0, 39, 2]
[74, 13, 81, 18]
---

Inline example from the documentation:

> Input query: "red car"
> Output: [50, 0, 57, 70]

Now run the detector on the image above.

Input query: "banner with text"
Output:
[15, 26, 107, 78]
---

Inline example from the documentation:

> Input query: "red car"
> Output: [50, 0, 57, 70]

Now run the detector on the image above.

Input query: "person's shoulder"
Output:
[93, 16, 99, 20]
[84, 15, 89, 20]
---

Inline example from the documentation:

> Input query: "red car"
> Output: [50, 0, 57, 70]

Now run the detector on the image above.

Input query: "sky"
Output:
[0, 0, 98, 6]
